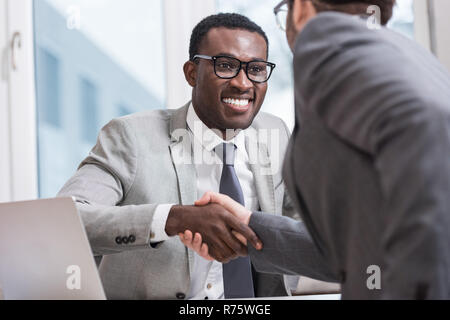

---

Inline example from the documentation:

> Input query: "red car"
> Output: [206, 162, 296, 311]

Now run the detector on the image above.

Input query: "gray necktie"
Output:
[216, 143, 255, 299]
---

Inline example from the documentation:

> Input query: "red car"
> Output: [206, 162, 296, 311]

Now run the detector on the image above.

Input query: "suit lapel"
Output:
[169, 142, 197, 205]
[168, 102, 197, 275]
[245, 131, 276, 214]
[168, 102, 198, 205]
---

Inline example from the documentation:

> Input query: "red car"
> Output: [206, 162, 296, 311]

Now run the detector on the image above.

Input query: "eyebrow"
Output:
[215, 52, 268, 62]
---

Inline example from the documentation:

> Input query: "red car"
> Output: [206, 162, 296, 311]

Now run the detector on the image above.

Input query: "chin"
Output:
[225, 116, 254, 131]
[217, 102, 262, 131]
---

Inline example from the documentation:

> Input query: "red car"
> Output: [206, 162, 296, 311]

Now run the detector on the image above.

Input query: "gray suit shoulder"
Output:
[98, 108, 178, 139]
[298, 11, 420, 50]
[252, 112, 290, 133]
[115, 108, 175, 125]
[301, 12, 381, 38]
[103, 107, 291, 140]
[295, 11, 450, 116]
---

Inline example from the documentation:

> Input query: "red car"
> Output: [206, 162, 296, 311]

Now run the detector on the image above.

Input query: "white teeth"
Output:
[222, 98, 250, 107]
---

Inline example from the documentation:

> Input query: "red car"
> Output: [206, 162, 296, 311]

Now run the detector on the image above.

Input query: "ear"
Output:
[183, 60, 197, 88]
[291, 0, 316, 32]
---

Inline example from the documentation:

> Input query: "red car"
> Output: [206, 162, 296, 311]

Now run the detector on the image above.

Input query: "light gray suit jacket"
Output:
[58, 103, 297, 300]
[248, 12, 450, 299]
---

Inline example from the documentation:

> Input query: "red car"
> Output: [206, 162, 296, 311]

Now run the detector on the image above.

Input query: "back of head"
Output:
[311, 0, 396, 25]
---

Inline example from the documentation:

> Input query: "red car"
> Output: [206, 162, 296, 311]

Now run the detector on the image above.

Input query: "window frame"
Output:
[1, 0, 38, 202]
[0, 0, 11, 202]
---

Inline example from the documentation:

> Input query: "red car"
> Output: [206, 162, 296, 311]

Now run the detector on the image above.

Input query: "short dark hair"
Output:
[189, 13, 269, 61]
[309, 0, 396, 25]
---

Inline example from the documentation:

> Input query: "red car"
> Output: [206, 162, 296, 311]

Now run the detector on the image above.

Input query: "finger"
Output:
[194, 191, 213, 206]
[193, 233, 203, 252]
[232, 230, 247, 246]
[207, 238, 237, 263]
[207, 193, 246, 220]
[209, 242, 234, 263]
[218, 227, 248, 257]
[184, 230, 193, 244]
[200, 243, 214, 261]
[179, 233, 194, 250]
[226, 216, 263, 250]
[195, 192, 227, 207]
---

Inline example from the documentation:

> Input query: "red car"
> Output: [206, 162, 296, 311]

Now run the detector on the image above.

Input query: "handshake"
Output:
[165, 192, 263, 263]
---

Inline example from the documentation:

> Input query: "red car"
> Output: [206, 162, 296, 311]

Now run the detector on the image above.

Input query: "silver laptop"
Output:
[0, 198, 106, 300]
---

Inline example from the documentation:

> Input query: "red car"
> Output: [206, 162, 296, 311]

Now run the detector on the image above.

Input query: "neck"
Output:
[313, 2, 373, 19]
[191, 103, 231, 140]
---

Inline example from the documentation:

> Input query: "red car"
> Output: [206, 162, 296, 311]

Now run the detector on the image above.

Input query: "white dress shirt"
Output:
[150, 103, 259, 300]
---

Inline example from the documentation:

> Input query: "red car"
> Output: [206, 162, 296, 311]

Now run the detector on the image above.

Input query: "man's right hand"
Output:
[165, 204, 261, 263]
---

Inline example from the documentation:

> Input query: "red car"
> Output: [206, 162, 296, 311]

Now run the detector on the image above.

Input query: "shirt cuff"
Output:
[150, 204, 174, 243]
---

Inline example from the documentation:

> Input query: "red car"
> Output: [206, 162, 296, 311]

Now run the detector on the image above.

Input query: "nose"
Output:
[229, 67, 253, 91]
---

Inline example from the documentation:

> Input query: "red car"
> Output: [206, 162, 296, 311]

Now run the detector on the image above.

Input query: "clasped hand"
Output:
[178, 192, 262, 262]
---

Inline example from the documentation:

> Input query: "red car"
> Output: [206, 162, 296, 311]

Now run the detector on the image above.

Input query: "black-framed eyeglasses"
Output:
[274, 0, 290, 31]
[192, 55, 276, 83]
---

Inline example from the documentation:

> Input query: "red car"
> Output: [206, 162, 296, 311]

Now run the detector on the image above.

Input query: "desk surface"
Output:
[290, 294, 341, 300]
[239, 294, 341, 301]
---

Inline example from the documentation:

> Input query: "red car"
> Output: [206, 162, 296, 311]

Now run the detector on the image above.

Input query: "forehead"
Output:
[201, 27, 268, 61]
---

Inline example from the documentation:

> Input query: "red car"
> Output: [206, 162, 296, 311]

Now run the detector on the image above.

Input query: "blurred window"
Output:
[79, 78, 99, 144]
[36, 48, 61, 128]
[118, 104, 133, 117]
[389, 0, 415, 39]
[34, 0, 166, 198]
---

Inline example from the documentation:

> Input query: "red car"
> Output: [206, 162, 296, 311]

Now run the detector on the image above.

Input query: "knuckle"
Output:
[234, 242, 243, 252]
[211, 224, 222, 234]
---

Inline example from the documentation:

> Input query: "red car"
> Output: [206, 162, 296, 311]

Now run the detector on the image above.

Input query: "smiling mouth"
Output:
[221, 97, 253, 112]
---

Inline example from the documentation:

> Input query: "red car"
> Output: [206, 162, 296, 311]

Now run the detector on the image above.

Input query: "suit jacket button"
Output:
[115, 237, 123, 245]
[122, 236, 129, 244]
[129, 235, 136, 243]
[176, 293, 186, 300]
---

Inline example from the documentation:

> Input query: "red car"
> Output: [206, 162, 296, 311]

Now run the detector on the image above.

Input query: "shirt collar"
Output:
[186, 103, 247, 153]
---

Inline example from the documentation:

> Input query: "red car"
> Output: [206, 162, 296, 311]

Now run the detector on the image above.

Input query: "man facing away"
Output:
[58, 13, 327, 300]
[182, 0, 450, 299]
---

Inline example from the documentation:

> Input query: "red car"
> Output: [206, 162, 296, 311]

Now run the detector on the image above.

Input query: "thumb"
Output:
[206, 193, 246, 221]
[195, 191, 213, 206]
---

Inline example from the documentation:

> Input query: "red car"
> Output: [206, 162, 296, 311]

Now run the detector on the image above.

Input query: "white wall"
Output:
[431, 0, 450, 71]
[413, 0, 431, 51]
[163, 0, 215, 109]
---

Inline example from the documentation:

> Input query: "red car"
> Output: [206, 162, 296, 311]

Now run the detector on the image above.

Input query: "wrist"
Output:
[165, 205, 185, 236]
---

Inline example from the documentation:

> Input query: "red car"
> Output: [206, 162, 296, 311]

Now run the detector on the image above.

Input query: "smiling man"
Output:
[57, 13, 305, 300]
